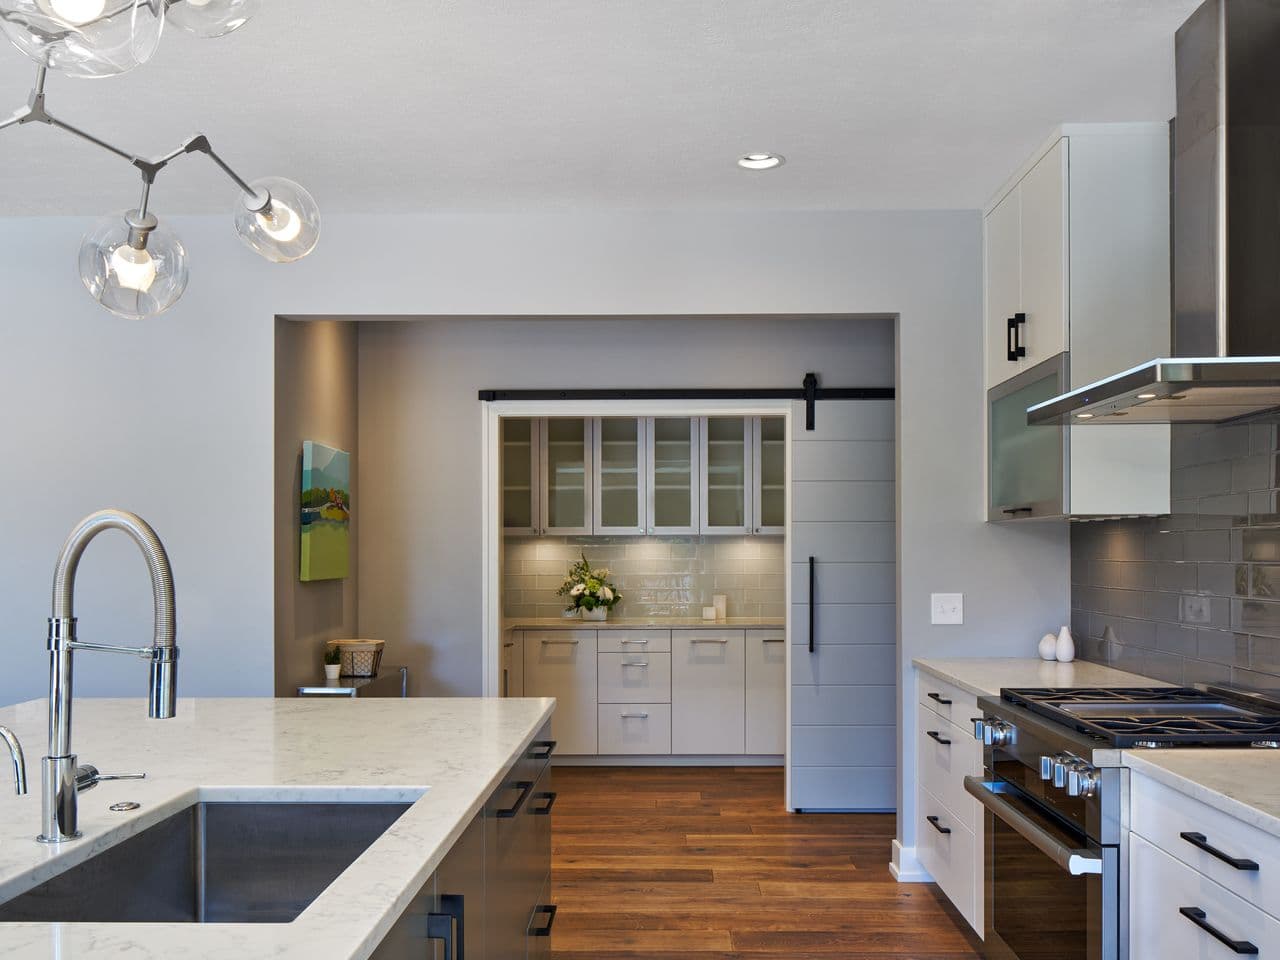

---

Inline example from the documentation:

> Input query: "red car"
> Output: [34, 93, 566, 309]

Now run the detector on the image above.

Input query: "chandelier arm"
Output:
[180, 135, 270, 211]
[45, 113, 136, 162]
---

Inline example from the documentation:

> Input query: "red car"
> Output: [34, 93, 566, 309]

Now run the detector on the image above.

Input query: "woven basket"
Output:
[326, 639, 385, 678]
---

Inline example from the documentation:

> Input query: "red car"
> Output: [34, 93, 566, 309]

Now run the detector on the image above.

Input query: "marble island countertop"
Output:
[505, 616, 784, 631]
[0, 696, 554, 959]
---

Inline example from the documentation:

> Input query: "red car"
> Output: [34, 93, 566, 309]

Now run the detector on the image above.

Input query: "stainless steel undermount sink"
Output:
[0, 801, 413, 924]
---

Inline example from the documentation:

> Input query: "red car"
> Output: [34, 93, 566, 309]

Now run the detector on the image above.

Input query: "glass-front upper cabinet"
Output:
[647, 417, 699, 535]
[988, 355, 1066, 520]
[752, 416, 785, 535]
[541, 417, 593, 535]
[700, 416, 752, 534]
[594, 417, 646, 535]
[501, 417, 540, 536]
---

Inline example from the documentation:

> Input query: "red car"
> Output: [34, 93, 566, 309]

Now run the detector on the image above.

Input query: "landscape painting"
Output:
[300, 440, 350, 581]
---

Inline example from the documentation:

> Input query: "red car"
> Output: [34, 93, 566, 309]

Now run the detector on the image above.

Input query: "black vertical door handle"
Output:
[427, 893, 465, 959]
[1006, 312, 1027, 362]
[808, 556, 816, 653]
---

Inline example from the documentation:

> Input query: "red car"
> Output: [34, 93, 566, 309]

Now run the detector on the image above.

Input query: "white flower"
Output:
[600, 586, 614, 602]
[570, 583, 586, 596]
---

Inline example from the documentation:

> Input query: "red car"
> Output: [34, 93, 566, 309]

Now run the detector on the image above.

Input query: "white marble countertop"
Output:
[505, 616, 784, 631]
[0, 696, 554, 959]
[1123, 749, 1280, 838]
[912, 657, 1161, 698]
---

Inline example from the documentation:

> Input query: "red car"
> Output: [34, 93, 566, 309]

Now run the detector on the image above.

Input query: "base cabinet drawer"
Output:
[1131, 833, 1280, 958]
[916, 703, 981, 833]
[598, 629, 671, 653]
[917, 672, 978, 728]
[598, 651, 671, 704]
[597, 703, 673, 755]
[916, 785, 978, 935]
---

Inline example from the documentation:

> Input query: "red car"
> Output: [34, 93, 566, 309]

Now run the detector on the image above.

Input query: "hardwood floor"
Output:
[549, 766, 984, 959]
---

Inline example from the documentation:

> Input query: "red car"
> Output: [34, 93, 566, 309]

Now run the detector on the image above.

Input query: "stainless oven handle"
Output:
[963, 776, 1102, 877]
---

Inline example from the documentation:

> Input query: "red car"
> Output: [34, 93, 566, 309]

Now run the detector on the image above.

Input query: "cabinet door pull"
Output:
[690, 636, 730, 644]
[530, 903, 557, 937]
[427, 893, 465, 959]
[1006, 313, 1027, 362]
[496, 780, 534, 818]
[1179, 832, 1260, 871]
[528, 740, 557, 761]
[619, 712, 650, 719]
[762, 636, 786, 644]
[808, 556, 816, 653]
[1178, 907, 1258, 955]
[540, 638, 580, 645]
[926, 815, 951, 835]
[532, 791, 557, 815]
[621, 660, 650, 667]
[927, 691, 952, 706]
[619, 638, 649, 644]
[926, 730, 952, 746]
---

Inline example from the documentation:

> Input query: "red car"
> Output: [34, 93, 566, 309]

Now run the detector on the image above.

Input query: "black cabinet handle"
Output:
[926, 730, 952, 746]
[428, 893, 465, 960]
[1006, 313, 1027, 362]
[532, 791, 557, 816]
[808, 556, 816, 654]
[926, 815, 951, 835]
[1179, 907, 1258, 955]
[496, 780, 534, 818]
[1179, 832, 1260, 872]
[927, 692, 952, 706]
[528, 740, 557, 761]
[530, 903, 557, 937]
[1002, 506, 1034, 516]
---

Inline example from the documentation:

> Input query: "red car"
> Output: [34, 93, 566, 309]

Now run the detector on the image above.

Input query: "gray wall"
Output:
[274, 318, 359, 695]
[1072, 418, 1280, 692]
[0, 209, 1070, 857]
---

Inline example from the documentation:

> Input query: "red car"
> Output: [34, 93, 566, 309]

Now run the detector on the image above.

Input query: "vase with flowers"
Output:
[557, 553, 622, 621]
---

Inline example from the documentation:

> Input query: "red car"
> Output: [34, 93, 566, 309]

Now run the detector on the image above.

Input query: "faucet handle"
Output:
[74, 765, 146, 793]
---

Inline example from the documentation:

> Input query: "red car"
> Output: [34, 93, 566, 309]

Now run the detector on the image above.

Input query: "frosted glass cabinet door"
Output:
[752, 416, 785, 535]
[594, 417, 646, 535]
[647, 417, 699, 535]
[501, 418, 540, 536]
[988, 355, 1066, 520]
[700, 417, 751, 535]
[541, 418, 593, 535]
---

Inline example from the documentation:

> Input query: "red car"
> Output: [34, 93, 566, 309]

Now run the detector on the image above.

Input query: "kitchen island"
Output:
[0, 696, 554, 959]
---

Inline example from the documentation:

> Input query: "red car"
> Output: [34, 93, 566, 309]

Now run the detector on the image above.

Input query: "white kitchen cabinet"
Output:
[751, 416, 785, 535]
[501, 418, 541, 536]
[646, 417, 699, 535]
[501, 630, 524, 698]
[745, 629, 785, 755]
[700, 417, 752, 535]
[593, 417, 646, 535]
[984, 124, 1171, 520]
[541, 418, 593, 535]
[598, 651, 671, 704]
[523, 630, 597, 754]
[597, 704, 673, 755]
[672, 629, 746, 755]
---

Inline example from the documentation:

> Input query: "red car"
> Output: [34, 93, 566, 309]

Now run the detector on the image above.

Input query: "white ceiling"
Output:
[0, 0, 1199, 216]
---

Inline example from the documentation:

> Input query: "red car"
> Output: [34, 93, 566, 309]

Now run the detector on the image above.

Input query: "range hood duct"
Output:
[1029, 0, 1280, 426]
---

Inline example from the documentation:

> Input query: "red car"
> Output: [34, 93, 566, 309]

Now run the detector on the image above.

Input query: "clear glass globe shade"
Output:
[166, 0, 257, 38]
[234, 178, 320, 263]
[79, 211, 188, 319]
[0, 0, 164, 78]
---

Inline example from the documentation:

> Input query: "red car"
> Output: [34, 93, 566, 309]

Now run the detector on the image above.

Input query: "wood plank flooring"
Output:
[550, 766, 984, 960]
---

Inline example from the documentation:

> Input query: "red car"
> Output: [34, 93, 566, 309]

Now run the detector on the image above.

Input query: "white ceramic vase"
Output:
[1055, 625, 1075, 663]
[581, 607, 608, 622]
[324, 663, 342, 681]
[1038, 634, 1058, 661]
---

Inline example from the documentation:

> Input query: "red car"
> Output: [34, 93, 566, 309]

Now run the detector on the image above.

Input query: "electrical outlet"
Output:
[931, 593, 963, 625]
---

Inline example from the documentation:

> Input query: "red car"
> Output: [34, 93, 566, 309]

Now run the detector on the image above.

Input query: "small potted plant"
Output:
[557, 553, 622, 621]
[323, 646, 342, 681]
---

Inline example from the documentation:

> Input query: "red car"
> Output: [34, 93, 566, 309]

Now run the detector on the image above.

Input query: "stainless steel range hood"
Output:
[1029, 0, 1280, 426]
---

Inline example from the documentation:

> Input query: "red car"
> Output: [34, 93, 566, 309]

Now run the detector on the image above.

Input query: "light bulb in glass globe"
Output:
[79, 210, 189, 319]
[233, 177, 320, 263]
[166, 0, 258, 38]
[0, 0, 165, 77]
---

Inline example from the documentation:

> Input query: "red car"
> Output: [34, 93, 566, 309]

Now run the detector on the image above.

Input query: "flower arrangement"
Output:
[556, 553, 622, 615]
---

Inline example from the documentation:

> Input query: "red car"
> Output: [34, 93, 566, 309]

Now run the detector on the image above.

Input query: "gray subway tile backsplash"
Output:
[1071, 417, 1280, 692]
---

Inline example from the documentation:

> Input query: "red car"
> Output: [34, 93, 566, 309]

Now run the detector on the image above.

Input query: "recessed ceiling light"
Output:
[1076, 412, 1094, 420]
[1137, 392, 1158, 400]
[738, 152, 785, 171]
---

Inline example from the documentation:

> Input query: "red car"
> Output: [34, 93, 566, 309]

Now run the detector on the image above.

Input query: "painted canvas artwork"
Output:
[300, 440, 350, 581]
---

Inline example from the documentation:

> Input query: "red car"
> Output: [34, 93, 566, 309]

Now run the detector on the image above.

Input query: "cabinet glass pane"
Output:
[546, 418, 587, 529]
[653, 417, 693, 528]
[501, 418, 533, 530]
[989, 373, 1063, 512]
[758, 416, 785, 528]
[706, 417, 746, 528]
[599, 418, 639, 529]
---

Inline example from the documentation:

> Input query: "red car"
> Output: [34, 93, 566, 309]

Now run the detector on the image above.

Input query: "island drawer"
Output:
[598, 629, 671, 653]
[598, 652, 671, 704]
[597, 704, 672, 755]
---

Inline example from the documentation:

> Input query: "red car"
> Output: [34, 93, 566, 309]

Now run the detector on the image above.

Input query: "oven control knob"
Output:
[972, 718, 986, 742]
[1038, 755, 1055, 781]
[1067, 763, 1100, 798]
[1053, 756, 1069, 789]
[984, 719, 1015, 747]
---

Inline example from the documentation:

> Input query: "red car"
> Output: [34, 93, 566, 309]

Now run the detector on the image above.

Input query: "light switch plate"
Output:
[931, 593, 963, 625]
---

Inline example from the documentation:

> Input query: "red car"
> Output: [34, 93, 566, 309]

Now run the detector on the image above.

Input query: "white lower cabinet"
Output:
[523, 631, 597, 755]
[916, 784, 978, 929]
[672, 630, 746, 755]
[597, 703, 673, 755]
[501, 630, 524, 698]
[597, 651, 672, 704]
[745, 629, 786, 755]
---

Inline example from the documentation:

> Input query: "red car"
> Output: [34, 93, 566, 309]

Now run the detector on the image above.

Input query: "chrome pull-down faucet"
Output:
[1, 726, 26, 795]
[41, 509, 177, 843]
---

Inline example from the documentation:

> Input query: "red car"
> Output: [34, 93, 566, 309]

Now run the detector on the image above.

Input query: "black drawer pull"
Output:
[496, 780, 534, 818]
[1179, 907, 1258, 955]
[427, 893, 465, 960]
[926, 815, 951, 835]
[926, 730, 952, 746]
[1179, 832, 1260, 871]
[528, 740, 557, 761]
[530, 903, 557, 937]
[1002, 506, 1034, 516]
[532, 790, 557, 816]
[927, 692, 952, 706]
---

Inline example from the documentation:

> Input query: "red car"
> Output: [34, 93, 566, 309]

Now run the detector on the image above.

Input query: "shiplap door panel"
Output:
[790, 399, 897, 812]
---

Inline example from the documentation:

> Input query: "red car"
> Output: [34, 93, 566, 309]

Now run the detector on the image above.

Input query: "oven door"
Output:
[965, 776, 1118, 960]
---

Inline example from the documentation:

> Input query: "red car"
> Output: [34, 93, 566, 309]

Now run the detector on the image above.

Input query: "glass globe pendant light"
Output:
[234, 177, 320, 262]
[165, 0, 258, 38]
[78, 209, 188, 319]
[0, 0, 165, 78]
